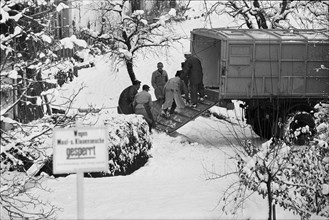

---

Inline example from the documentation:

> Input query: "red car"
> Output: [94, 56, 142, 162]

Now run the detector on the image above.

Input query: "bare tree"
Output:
[202, 0, 329, 29]
[74, 0, 181, 83]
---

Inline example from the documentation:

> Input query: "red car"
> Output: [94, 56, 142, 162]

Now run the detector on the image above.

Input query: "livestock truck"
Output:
[190, 28, 329, 139]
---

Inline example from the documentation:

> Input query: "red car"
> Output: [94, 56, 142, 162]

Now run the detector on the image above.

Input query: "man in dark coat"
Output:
[118, 80, 141, 114]
[179, 62, 189, 90]
[183, 51, 205, 107]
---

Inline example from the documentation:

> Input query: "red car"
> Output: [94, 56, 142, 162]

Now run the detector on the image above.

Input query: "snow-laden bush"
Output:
[1, 112, 152, 217]
[1, 113, 152, 177]
[0, 115, 63, 219]
[0, 115, 62, 174]
[284, 112, 316, 145]
[314, 103, 329, 142]
[87, 113, 152, 177]
[233, 103, 329, 220]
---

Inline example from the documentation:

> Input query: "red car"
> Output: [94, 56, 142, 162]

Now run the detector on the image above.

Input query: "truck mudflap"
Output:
[151, 99, 218, 134]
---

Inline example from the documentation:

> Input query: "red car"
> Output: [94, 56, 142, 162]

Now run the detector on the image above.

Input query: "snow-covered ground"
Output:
[28, 2, 302, 219]
[35, 107, 298, 219]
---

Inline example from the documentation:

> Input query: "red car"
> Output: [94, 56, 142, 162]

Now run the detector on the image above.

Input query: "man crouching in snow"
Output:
[118, 80, 141, 114]
[133, 84, 156, 132]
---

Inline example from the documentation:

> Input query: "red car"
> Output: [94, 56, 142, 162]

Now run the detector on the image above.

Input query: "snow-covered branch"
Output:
[203, 0, 328, 29]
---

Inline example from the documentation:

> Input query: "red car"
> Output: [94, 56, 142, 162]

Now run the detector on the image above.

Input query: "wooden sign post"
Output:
[53, 126, 108, 219]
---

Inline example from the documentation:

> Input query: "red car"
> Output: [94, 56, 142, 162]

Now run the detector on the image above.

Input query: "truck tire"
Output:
[285, 112, 315, 145]
[246, 101, 316, 140]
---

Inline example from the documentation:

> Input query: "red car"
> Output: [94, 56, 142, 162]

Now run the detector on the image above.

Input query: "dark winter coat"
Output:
[177, 69, 189, 88]
[118, 85, 138, 114]
[183, 56, 203, 85]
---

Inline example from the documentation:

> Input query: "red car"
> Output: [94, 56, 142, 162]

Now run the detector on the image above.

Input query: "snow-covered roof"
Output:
[191, 28, 329, 43]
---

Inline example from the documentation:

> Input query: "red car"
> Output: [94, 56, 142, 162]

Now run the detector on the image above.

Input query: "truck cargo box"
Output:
[189, 28, 329, 139]
[190, 29, 329, 101]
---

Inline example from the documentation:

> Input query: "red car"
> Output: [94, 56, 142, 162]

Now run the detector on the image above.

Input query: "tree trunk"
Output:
[266, 170, 276, 220]
[253, 0, 268, 29]
[125, 59, 136, 83]
[267, 180, 272, 220]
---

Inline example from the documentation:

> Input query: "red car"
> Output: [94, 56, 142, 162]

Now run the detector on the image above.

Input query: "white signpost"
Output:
[53, 126, 108, 220]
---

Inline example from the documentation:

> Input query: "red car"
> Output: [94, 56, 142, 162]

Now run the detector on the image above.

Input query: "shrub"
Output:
[235, 102, 329, 219]
[87, 114, 152, 177]
[1, 114, 152, 177]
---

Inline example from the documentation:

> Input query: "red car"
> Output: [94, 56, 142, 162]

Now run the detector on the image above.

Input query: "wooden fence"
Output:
[54, 48, 75, 59]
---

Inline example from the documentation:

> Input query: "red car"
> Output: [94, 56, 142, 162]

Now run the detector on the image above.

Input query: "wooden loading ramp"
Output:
[151, 98, 218, 134]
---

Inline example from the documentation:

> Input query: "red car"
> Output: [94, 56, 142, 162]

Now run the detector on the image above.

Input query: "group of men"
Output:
[118, 51, 206, 132]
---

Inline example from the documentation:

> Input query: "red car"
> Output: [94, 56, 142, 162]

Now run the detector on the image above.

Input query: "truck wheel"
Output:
[285, 112, 315, 145]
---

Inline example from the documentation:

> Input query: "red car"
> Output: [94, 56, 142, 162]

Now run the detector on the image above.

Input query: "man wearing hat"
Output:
[118, 80, 141, 114]
[182, 51, 206, 108]
[133, 84, 156, 132]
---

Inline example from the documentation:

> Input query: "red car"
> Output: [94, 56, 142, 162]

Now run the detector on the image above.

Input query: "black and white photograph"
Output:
[1, 0, 328, 219]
